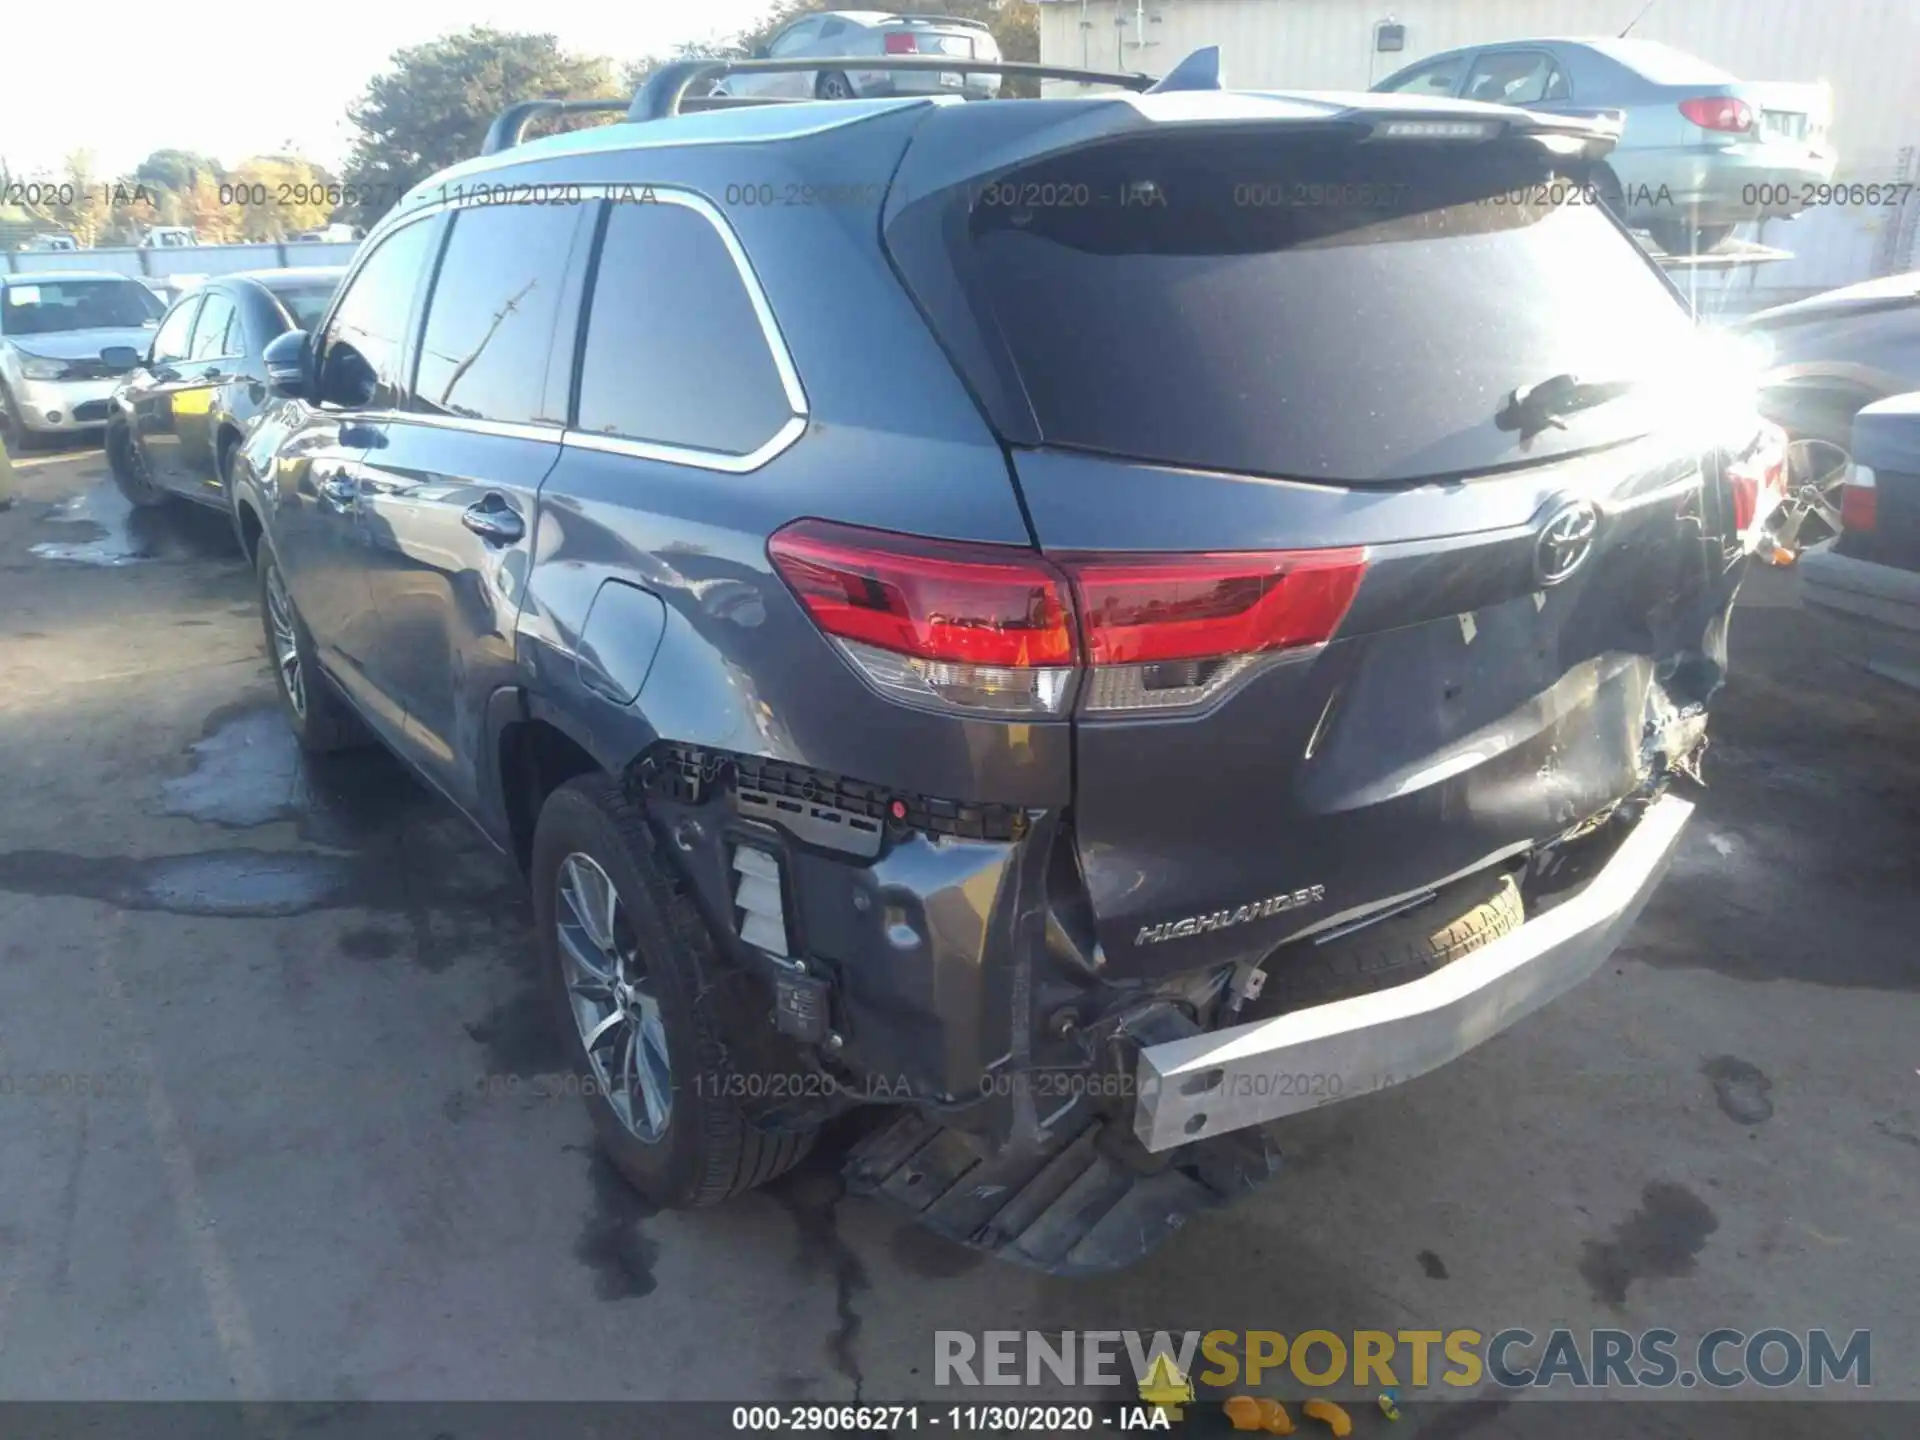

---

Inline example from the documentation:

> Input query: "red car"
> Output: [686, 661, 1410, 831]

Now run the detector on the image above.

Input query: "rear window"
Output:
[902, 132, 1697, 484]
[1589, 39, 1736, 85]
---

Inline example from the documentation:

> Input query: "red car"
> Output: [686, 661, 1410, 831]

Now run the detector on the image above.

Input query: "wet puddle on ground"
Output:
[159, 701, 430, 846]
[29, 481, 234, 566]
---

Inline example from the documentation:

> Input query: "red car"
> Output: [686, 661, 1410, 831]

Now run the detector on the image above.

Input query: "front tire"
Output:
[0, 384, 43, 453]
[257, 543, 363, 752]
[532, 774, 814, 1208]
[107, 423, 169, 507]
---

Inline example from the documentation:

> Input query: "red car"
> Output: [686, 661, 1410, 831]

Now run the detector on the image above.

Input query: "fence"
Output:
[3, 240, 360, 278]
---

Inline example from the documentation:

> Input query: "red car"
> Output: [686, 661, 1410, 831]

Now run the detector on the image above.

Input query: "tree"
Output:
[133, 149, 223, 196]
[342, 28, 621, 226]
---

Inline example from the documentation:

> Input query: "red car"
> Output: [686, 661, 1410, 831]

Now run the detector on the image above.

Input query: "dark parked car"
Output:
[105, 268, 345, 512]
[1736, 270, 1920, 549]
[1799, 393, 1920, 691]
[1373, 37, 1835, 256]
[231, 50, 1786, 1272]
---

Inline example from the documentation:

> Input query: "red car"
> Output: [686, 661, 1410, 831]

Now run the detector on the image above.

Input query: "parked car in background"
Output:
[141, 227, 199, 248]
[105, 268, 344, 511]
[231, 53, 1785, 1272]
[1799, 393, 1920, 691]
[0, 271, 163, 448]
[1373, 37, 1835, 256]
[20, 232, 79, 252]
[713, 10, 1002, 101]
[1738, 270, 1920, 548]
[292, 223, 361, 243]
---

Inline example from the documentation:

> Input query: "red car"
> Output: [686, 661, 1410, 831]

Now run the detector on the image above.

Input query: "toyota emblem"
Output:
[1533, 499, 1600, 587]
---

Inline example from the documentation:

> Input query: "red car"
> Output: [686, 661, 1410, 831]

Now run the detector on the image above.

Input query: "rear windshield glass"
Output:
[921, 132, 1695, 484]
[1591, 39, 1736, 84]
[1, 279, 164, 336]
[268, 283, 341, 332]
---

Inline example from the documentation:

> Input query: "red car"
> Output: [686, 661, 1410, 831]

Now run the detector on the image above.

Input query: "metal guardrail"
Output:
[2, 240, 359, 278]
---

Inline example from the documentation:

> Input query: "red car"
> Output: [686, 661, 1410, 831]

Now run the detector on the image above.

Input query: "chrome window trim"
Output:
[386, 410, 560, 444]
[562, 184, 808, 473]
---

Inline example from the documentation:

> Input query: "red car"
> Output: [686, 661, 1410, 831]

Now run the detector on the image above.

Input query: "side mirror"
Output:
[263, 329, 310, 400]
[99, 345, 143, 371]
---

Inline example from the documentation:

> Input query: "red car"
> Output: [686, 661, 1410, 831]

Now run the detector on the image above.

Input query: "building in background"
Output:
[1034, 0, 1920, 300]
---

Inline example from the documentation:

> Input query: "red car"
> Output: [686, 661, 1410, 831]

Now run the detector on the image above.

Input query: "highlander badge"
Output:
[1136, 886, 1326, 946]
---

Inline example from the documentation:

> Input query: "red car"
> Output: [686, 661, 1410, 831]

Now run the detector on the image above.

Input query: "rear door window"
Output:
[1463, 51, 1561, 105]
[413, 201, 584, 426]
[574, 199, 794, 458]
[900, 132, 1694, 484]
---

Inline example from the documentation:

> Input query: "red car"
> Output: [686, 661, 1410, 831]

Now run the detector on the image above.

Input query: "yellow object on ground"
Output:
[1302, 1398, 1354, 1436]
[1223, 1396, 1294, 1433]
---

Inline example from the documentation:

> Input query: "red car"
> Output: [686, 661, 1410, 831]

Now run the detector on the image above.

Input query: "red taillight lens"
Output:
[769, 519, 1074, 667]
[883, 32, 919, 54]
[1727, 422, 1789, 536]
[1679, 96, 1754, 133]
[770, 520, 1369, 716]
[1058, 550, 1369, 665]
[1840, 465, 1878, 532]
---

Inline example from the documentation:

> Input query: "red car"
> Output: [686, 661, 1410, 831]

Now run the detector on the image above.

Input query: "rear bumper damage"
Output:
[1131, 792, 1694, 1152]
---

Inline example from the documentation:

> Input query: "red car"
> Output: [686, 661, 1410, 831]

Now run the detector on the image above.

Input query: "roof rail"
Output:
[628, 54, 1155, 122]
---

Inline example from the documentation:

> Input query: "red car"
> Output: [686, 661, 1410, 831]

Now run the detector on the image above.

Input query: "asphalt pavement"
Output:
[0, 443, 1914, 1433]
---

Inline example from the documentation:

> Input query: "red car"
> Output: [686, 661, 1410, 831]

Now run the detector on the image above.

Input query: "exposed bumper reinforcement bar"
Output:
[1132, 793, 1694, 1153]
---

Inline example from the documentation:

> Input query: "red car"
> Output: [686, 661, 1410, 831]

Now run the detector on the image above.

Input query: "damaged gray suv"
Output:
[232, 48, 1787, 1273]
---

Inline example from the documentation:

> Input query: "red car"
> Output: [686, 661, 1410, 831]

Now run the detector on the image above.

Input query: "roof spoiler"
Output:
[479, 53, 1161, 153]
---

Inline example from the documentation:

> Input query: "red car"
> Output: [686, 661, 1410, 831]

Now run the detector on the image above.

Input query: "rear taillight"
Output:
[769, 520, 1368, 717]
[768, 519, 1077, 716]
[1059, 549, 1368, 712]
[883, 32, 919, 54]
[1679, 96, 1754, 133]
[1727, 422, 1789, 536]
[1840, 465, 1877, 532]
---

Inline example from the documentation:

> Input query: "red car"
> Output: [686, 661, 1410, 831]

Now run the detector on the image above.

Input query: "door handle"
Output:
[461, 497, 524, 544]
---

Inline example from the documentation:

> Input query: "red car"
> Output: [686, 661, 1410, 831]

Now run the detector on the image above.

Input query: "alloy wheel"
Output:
[820, 73, 856, 100]
[264, 562, 307, 718]
[1775, 438, 1852, 551]
[556, 852, 673, 1143]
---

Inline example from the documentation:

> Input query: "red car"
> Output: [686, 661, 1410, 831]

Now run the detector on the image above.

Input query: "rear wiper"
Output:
[1496, 372, 1639, 437]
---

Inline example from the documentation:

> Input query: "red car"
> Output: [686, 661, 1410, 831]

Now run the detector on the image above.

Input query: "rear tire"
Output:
[1256, 867, 1523, 1013]
[532, 774, 814, 1209]
[816, 71, 857, 101]
[257, 543, 363, 752]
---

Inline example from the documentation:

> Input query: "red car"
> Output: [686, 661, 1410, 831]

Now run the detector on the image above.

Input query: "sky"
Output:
[0, 0, 780, 179]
